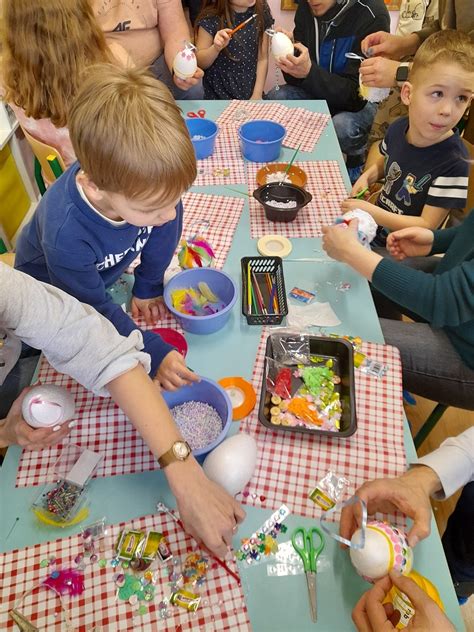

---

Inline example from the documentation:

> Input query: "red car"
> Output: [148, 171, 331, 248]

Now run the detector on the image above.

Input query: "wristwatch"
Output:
[395, 62, 410, 85]
[158, 440, 191, 468]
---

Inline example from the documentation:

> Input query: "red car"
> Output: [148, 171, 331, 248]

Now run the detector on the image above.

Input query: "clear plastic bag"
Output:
[270, 332, 311, 366]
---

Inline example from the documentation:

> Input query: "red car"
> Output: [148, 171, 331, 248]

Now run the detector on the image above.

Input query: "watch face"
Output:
[173, 441, 190, 460]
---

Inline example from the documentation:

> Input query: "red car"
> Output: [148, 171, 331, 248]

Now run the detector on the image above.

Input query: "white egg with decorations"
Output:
[22, 384, 76, 429]
[202, 433, 257, 496]
[350, 520, 413, 582]
[173, 43, 198, 80]
[271, 32, 294, 60]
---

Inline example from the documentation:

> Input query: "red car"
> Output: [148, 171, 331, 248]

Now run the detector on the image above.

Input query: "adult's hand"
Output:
[173, 67, 204, 91]
[322, 219, 362, 262]
[276, 43, 311, 79]
[360, 57, 399, 88]
[352, 572, 455, 632]
[361, 32, 420, 60]
[0, 388, 72, 450]
[168, 459, 246, 557]
[340, 466, 441, 548]
[386, 227, 434, 261]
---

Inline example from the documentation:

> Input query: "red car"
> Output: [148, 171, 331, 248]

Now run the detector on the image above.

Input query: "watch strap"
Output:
[396, 62, 410, 85]
[158, 441, 191, 468]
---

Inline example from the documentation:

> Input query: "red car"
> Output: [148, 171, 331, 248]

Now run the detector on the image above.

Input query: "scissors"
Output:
[187, 109, 206, 119]
[291, 526, 325, 623]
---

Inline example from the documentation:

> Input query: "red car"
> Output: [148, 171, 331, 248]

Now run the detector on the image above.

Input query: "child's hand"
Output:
[154, 350, 200, 391]
[386, 227, 434, 260]
[341, 198, 363, 213]
[213, 29, 232, 52]
[350, 172, 371, 198]
[131, 296, 168, 325]
[0, 388, 72, 450]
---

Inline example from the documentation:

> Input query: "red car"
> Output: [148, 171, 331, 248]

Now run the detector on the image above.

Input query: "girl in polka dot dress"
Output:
[195, 0, 273, 100]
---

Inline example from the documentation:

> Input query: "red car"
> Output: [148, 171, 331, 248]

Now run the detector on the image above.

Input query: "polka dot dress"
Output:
[198, 4, 273, 99]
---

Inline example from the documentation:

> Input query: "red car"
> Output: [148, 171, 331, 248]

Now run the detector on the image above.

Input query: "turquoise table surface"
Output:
[0, 100, 464, 631]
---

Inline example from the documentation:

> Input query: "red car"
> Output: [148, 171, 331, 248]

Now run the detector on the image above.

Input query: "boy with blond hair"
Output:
[15, 64, 197, 390]
[343, 30, 473, 247]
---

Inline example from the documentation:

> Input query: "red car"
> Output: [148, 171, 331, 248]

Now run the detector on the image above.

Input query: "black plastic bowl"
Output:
[253, 182, 312, 222]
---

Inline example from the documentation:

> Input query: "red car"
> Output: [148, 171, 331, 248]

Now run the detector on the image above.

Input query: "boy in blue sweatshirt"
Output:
[15, 64, 198, 391]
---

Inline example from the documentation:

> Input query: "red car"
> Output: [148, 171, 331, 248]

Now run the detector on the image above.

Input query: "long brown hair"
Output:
[1, 0, 112, 127]
[196, 0, 267, 48]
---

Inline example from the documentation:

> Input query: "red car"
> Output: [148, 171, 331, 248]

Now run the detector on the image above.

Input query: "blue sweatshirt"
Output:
[15, 163, 183, 376]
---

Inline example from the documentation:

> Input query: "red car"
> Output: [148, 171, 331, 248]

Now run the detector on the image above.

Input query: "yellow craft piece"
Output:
[32, 506, 90, 528]
[287, 397, 323, 426]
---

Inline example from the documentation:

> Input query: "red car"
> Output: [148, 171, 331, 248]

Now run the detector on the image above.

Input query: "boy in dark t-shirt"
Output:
[342, 30, 473, 247]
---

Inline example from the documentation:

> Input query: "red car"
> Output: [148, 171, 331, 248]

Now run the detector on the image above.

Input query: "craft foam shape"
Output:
[22, 384, 75, 428]
[350, 520, 413, 582]
[173, 44, 198, 79]
[271, 32, 294, 59]
[202, 433, 257, 495]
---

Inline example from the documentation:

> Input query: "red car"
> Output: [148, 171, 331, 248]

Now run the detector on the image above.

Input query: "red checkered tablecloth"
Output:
[248, 161, 348, 238]
[182, 192, 245, 269]
[193, 127, 246, 186]
[216, 101, 331, 152]
[15, 314, 184, 488]
[0, 513, 250, 631]
[239, 330, 406, 520]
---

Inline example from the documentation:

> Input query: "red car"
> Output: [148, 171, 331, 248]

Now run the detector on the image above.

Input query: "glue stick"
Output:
[385, 570, 444, 629]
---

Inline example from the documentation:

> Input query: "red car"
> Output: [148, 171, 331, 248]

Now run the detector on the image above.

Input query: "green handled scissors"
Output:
[291, 526, 325, 623]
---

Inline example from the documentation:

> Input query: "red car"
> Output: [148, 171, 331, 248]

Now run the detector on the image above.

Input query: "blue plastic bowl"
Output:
[238, 120, 286, 162]
[164, 268, 237, 335]
[163, 377, 233, 461]
[185, 118, 219, 159]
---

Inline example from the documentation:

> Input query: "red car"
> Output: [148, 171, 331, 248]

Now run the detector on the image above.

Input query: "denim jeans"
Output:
[371, 256, 474, 410]
[442, 482, 474, 597]
[0, 353, 39, 419]
[266, 84, 377, 159]
[150, 56, 204, 100]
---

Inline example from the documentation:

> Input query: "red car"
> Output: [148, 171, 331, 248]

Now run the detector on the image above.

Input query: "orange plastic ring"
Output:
[218, 377, 257, 421]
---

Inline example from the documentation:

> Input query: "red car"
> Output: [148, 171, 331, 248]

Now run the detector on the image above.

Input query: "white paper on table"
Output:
[287, 301, 341, 328]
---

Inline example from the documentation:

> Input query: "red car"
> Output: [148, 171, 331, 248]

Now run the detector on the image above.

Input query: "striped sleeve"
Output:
[427, 174, 469, 208]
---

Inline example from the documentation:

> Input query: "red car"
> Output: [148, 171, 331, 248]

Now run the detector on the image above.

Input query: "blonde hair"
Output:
[1, 0, 112, 127]
[410, 30, 474, 82]
[69, 64, 197, 201]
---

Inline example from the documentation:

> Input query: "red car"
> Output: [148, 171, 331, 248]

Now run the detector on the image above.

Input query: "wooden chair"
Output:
[21, 128, 66, 194]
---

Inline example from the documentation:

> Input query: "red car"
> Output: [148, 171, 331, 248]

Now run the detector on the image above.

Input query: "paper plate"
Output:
[256, 163, 307, 187]
[218, 377, 256, 421]
[257, 235, 292, 258]
[152, 328, 188, 357]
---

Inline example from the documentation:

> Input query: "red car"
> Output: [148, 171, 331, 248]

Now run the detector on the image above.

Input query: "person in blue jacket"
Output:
[15, 63, 198, 392]
[267, 0, 390, 182]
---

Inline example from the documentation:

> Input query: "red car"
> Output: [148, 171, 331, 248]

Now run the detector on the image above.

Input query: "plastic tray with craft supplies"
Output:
[241, 256, 288, 326]
[258, 334, 357, 437]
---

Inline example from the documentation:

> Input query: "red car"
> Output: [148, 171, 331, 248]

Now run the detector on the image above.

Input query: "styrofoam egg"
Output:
[173, 47, 198, 80]
[350, 520, 413, 583]
[22, 384, 76, 429]
[271, 32, 294, 60]
[202, 433, 257, 495]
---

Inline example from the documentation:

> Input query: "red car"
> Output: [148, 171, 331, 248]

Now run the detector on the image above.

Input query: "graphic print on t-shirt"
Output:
[395, 172, 431, 206]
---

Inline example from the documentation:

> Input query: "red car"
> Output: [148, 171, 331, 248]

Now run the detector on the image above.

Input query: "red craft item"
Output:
[152, 328, 188, 358]
[273, 368, 292, 399]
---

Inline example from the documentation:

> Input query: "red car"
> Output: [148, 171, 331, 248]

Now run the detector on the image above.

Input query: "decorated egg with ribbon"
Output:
[22, 384, 76, 429]
[350, 520, 413, 583]
[177, 235, 215, 269]
[173, 43, 198, 80]
[271, 32, 294, 59]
